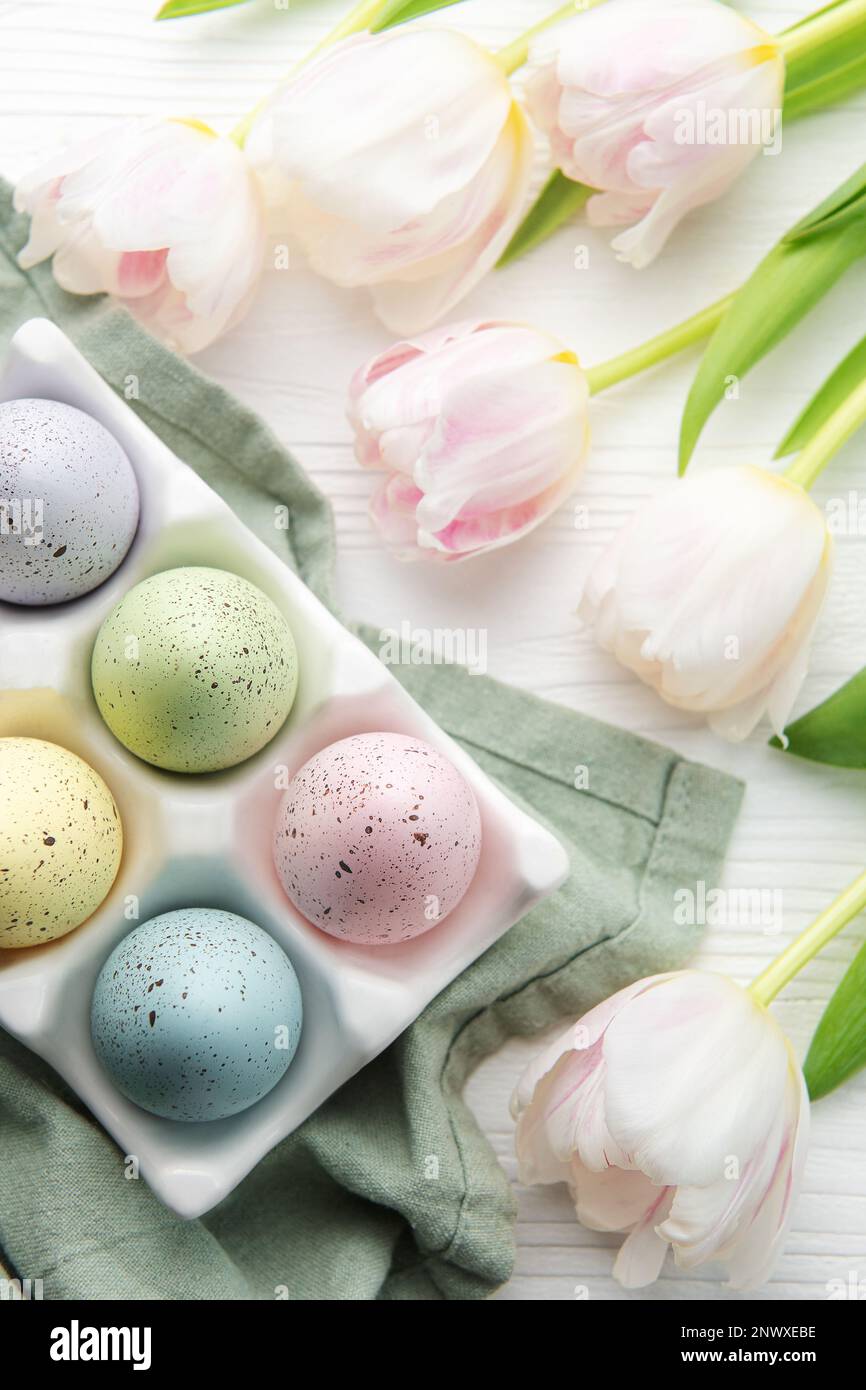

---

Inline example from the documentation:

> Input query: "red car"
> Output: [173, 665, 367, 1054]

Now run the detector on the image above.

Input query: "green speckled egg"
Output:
[91, 567, 299, 773]
[0, 737, 123, 948]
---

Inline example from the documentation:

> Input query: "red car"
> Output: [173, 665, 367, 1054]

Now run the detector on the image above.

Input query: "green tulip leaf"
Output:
[373, 0, 466, 27]
[776, 332, 866, 456]
[783, 48, 866, 120]
[804, 936, 866, 1100]
[784, 21, 866, 98]
[783, 0, 849, 30]
[784, 163, 866, 243]
[156, 0, 249, 17]
[497, 172, 593, 269]
[155, 0, 464, 21]
[770, 667, 866, 768]
[678, 167, 866, 472]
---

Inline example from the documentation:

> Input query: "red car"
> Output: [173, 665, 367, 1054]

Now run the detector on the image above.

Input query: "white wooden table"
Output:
[2, 0, 865, 1302]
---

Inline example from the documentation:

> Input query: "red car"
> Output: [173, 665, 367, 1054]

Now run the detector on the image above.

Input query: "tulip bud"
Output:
[526, 0, 785, 267]
[248, 29, 533, 334]
[15, 118, 266, 353]
[348, 319, 590, 560]
[512, 970, 809, 1289]
[579, 466, 832, 740]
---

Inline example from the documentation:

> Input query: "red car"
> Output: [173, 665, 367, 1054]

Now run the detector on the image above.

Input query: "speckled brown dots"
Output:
[91, 566, 299, 772]
[273, 732, 481, 945]
[90, 908, 303, 1121]
[0, 737, 123, 948]
[0, 398, 139, 605]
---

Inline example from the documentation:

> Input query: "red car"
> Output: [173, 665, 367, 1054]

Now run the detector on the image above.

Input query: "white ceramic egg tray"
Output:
[0, 318, 569, 1219]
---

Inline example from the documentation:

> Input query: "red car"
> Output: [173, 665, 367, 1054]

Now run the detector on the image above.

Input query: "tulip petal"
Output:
[370, 107, 534, 334]
[526, 0, 784, 265]
[515, 968, 809, 1292]
[255, 28, 533, 333]
[570, 1159, 665, 1233]
[612, 1187, 674, 1288]
[603, 972, 792, 1189]
[512, 979, 665, 1184]
[658, 1052, 808, 1289]
[581, 467, 832, 737]
[536, 0, 775, 98]
[82, 122, 220, 251]
[352, 319, 590, 560]
[414, 357, 588, 529]
[50, 225, 124, 295]
[117, 249, 170, 298]
[610, 60, 783, 267]
[516, 1046, 622, 1185]
[417, 472, 575, 560]
[586, 190, 656, 230]
[255, 30, 512, 233]
[351, 320, 568, 461]
[720, 1068, 810, 1289]
[14, 117, 265, 353]
[368, 474, 426, 559]
[15, 183, 67, 267]
[287, 105, 533, 334]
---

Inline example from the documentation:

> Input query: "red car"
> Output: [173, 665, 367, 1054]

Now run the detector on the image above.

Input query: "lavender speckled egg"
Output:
[91, 567, 298, 773]
[0, 398, 139, 605]
[273, 732, 482, 945]
[91, 908, 303, 1121]
[0, 737, 123, 948]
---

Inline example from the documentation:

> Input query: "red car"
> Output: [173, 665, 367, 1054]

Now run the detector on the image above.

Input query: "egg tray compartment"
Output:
[0, 318, 569, 1219]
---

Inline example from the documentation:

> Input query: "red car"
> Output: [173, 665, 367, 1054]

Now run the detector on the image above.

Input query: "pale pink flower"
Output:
[15, 118, 266, 353]
[348, 319, 590, 560]
[248, 29, 533, 334]
[512, 971, 809, 1289]
[526, 0, 785, 267]
[579, 466, 832, 741]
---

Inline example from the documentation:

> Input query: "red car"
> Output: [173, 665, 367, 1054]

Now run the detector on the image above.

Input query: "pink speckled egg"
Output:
[273, 732, 481, 945]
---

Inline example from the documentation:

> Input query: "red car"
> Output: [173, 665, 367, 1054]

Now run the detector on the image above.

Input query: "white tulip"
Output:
[512, 971, 810, 1289]
[247, 29, 533, 334]
[526, 0, 785, 268]
[15, 118, 267, 353]
[579, 466, 832, 741]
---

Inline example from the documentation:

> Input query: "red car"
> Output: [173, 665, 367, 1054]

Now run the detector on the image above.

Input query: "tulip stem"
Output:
[784, 372, 866, 491]
[229, 0, 396, 147]
[778, 0, 866, 66]
[749, 868, 866, 1007]
[585, 293, 736, 395]
[496, 0, 607, 76]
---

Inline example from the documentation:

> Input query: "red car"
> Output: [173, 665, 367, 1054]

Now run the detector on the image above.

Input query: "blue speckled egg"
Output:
[91, 908, 303, 1122]
[0, 398, 139, 605]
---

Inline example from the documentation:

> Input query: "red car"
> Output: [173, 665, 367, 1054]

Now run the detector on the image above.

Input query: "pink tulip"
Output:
[512, 971, 809, 1289]
[526, 0, 785, 267]
[347, 319, 590, 560]
[248, 29, 533, 335]
[15, 118, 266, 353]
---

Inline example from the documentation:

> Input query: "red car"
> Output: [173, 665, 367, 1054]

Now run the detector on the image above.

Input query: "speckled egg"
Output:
[0, 398, 139, 605]
[273, 732, 482, 945]
[91, 908, 303, 1121]
[0, 737, 123, 949]
[91, 567, 299, 773]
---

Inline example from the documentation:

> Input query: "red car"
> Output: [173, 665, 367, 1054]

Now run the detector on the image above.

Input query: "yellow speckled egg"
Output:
[0, 738, 123, 949]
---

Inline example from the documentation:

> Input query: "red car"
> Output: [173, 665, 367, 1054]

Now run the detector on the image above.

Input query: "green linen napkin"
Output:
[0, 180, 744, 1301]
